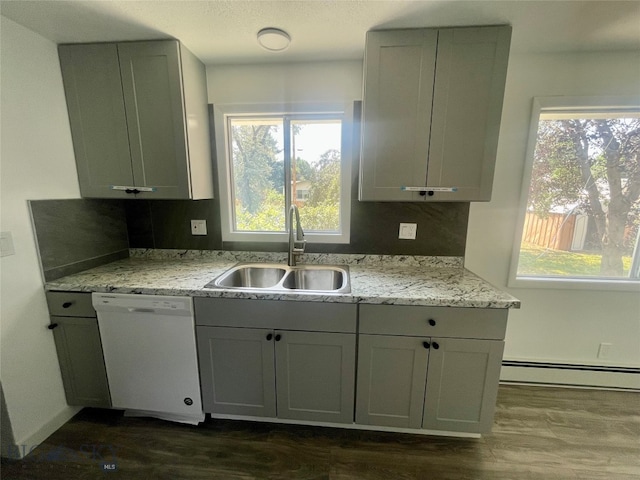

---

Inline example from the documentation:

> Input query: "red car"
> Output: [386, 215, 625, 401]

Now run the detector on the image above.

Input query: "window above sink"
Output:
[213, 103, 353, 245]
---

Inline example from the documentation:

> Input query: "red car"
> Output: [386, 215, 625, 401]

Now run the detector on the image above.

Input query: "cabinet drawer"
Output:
[194, 298, 357, 333]
[359, 304, 507, 340]
[46, 291, 95, 318]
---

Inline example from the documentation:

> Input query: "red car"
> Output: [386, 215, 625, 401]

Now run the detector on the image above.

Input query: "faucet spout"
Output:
[288, 205, 306, 266]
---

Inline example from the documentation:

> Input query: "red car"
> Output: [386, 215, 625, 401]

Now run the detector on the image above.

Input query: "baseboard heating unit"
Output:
[500, 360, 640, 390]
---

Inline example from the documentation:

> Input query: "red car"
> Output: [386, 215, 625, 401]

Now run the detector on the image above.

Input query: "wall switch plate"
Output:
[398, 223, 417, 240]
[190, 220, 207, 236]
[597, 342, 612, 359]
[0, 231, 15, 257]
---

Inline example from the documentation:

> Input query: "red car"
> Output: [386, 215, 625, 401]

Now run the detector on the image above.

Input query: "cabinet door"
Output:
[197, 326, 276, 417]
[356, 334, 428, 429]
[360, 29, 438, 201]
[58, 44, 133, 198]
[118, 41, 190, 199]
[423, 338, 504, 433]
[275, 331, 356, 424]
[50, 316, 111, 407]
[428, 26, 511, 201]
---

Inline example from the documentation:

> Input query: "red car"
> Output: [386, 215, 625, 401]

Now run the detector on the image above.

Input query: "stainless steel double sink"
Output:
[204, 263, 350, 294]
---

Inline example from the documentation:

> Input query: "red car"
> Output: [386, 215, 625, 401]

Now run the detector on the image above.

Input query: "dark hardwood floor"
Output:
[2, 385, 639, 479]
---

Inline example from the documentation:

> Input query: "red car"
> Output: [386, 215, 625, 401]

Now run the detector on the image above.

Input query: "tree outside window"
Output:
[516, 104, 640, 281]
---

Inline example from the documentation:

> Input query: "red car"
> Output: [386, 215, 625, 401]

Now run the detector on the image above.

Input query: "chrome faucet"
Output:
[288, 205, 306, 266]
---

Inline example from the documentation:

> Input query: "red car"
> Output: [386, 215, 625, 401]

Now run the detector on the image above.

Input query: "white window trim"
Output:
[214, 102, 352, 244]
[508, 95, 640, 292]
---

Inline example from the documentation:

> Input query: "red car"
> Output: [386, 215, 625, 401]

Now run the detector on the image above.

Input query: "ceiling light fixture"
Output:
[257, 27, 291, 52]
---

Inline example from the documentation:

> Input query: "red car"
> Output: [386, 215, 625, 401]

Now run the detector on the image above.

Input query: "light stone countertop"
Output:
[44, 249, 520, 309]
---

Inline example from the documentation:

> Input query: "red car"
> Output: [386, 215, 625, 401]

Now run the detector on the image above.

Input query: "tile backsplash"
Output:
[124, 199, 468, 257]
[29, 199, 129, 281]
[30, 196, 468, 280]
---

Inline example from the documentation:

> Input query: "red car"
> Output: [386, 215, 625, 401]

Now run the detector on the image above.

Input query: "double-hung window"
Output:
[214, 103, 352, 244]
[510, 96, 640, 289]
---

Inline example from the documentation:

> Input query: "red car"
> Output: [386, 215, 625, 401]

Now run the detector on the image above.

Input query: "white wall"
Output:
[206, 61, 363, 104]
[0, 16, 81, 452]
[466, 51, 640, 368]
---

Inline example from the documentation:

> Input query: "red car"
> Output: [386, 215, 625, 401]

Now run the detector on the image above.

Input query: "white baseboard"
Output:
[2, 406, 80, 459]
[500, 360, 640, 390]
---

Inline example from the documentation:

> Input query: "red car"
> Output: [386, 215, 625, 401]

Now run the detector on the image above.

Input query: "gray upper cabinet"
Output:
[360, 25, 511, 202]
[59, 40, 213, 200]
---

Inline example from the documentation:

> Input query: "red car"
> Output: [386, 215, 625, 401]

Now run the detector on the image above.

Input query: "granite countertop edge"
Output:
[44, 249, 521, 309]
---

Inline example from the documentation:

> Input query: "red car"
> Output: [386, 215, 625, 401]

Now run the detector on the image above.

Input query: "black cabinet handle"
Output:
[423, 341, 430, 349]
[125, 188, 140, 194]
[62, 302, 73, 308]
[48, 323, 59, 330]
[428, 319, 436, 326]
[275, 334, 282, 342]
[432, 342, 440, 350]
[266, 333, 273, 341]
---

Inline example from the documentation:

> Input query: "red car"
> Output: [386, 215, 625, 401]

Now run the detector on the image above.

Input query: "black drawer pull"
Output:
[62, 302, 73, 308]
[266, 333, 273, 341]
[423, 341, 430, 349]
[275, 334, 282, 342]
[48, 323, 59, 330]
[432, 342, 440, 350]
[428, 318, 436, 326]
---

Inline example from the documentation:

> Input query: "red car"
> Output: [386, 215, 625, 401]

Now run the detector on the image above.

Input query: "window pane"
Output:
[517, 115, 640, 279]
[290, 119, 342, 232]
[229, 118, 286, 232]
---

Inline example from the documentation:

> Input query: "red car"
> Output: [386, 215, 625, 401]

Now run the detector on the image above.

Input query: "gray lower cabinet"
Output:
[356, 334, 504, 433]
[197, 326, 276, 417]
[275, 330, 355, 423]
[422, 337, 504, 432]
[195, 298, 357, 424]
[58, 40, 212, 200]
[355, 334, 428, 429]
[46, 292, 110, 407]
[356, 304, 508, 434]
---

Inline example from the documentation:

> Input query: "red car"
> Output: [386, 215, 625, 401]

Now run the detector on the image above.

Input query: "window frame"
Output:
[213, 103, 353, 244]
[508, 95, 640, 292]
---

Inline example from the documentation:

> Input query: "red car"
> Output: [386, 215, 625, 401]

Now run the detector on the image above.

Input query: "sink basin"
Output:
[282, 267, 346, 291]
[214, 265, 286, 289]
[205, 263, 350, 294]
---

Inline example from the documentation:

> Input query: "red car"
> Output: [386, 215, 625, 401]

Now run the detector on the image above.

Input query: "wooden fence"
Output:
[523, 212, 577, 251]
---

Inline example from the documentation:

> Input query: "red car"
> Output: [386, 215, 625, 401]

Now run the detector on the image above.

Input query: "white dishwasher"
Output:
[92, 293, 204, 424]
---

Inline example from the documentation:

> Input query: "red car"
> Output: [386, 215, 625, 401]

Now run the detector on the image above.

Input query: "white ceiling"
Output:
[1, 1, 639, 64]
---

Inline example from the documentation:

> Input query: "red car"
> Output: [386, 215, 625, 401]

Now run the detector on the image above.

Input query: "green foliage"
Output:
[235, 190, 285, 231]
[231, 119, 343, 234]
[231, 124, 280, 214]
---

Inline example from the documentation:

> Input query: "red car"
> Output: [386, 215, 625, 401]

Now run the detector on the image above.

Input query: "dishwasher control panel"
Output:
[92, 293, 193, 316]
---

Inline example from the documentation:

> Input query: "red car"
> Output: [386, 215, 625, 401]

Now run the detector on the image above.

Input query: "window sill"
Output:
[221, 231, 350, 245]
[508, 276, 640, 292]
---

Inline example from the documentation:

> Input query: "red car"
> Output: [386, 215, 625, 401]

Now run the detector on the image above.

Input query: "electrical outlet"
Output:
[399, 223, 417, 240]
[190, 220, 207, 236]
[597, 342, 612, 359]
